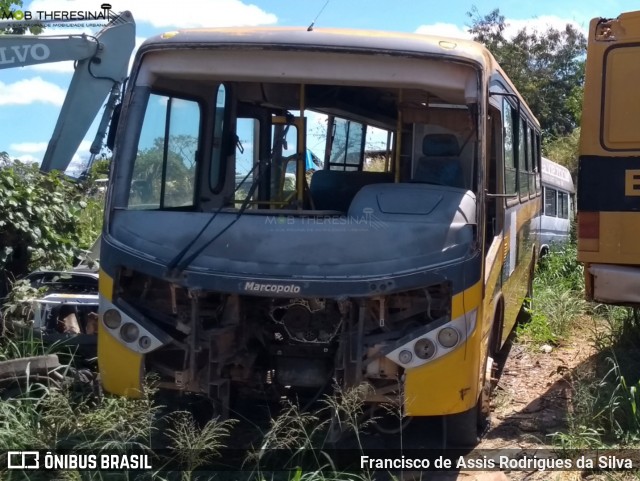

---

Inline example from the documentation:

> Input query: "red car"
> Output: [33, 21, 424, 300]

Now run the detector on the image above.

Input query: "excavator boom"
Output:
[0, 11, 135, 172]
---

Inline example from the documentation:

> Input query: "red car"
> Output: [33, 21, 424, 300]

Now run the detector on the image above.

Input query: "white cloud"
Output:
[77, 139, 93, 152]
[0, 77, 66, 105]
[65, 152, 89, 176]
[10, 141, 49, 153]
[501, 15, 587, 38]
[27, 61, 75, 73]
[415, 23, 472, 40]
[15, 154, 40, 164]
[415, 15, 587, 42]
[26, 0, 277, 28]
[8, 139, 93, 174]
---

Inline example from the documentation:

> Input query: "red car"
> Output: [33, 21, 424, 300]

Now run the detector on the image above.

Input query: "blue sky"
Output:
[0, 0, 629, 175]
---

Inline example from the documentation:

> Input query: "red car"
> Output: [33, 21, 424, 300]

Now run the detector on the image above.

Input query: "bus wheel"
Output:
[443, 355, 493, 447]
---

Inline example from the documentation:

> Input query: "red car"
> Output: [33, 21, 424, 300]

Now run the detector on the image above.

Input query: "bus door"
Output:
[482, 105, 506, 350]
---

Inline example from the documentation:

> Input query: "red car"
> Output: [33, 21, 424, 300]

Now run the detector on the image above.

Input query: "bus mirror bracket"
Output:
[485, 190, 519, 199]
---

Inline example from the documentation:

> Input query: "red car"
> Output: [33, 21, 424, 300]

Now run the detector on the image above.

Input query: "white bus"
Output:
[540, 157, 574, 256]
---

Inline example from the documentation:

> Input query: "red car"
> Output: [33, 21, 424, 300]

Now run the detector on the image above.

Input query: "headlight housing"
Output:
[103, 309, 122, 329]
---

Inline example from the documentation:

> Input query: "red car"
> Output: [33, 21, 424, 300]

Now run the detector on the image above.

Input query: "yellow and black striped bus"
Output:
[578, 10, 640, 304]
[98, 27, 541, 445]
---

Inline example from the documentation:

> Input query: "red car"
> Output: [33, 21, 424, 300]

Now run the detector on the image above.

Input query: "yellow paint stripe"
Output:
[98, 321, 144, 398]
[452, 280, 481, 318]
[99, 269, 114, 301]
[405, 313, 482, 416]
[97, 269, 144, 398]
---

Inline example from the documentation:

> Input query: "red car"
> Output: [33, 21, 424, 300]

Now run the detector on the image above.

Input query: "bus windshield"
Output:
[117, 64, 480, 214]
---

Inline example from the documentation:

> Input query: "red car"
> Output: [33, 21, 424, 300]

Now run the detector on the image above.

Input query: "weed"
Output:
[517, 245, 587, 347]
[535, 243, 584, 293]
[164, 411, 237, 479]
[245, 384, 376, 480]
[0, 325, 52, 360]
[589, 305, 633, 351]
[518, 288, 586, 347]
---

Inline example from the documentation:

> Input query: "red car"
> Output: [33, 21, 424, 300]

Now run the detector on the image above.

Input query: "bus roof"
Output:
[138, 27, 539, 127]
[142, 27, 489, 64]
[541, 157, 574, 193]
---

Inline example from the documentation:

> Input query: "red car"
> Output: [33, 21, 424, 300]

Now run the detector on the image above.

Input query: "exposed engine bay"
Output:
[117, 268, 452, 412]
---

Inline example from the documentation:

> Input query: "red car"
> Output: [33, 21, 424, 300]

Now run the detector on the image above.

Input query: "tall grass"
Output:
[248, 384, 375, 481]
[528, 243, 640, 449]
[517, 244, 586, 347]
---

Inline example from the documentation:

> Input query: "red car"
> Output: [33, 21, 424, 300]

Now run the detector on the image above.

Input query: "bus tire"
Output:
[443, 404, 481, 447]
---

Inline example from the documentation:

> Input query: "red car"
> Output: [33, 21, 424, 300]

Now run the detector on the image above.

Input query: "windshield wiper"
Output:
[165, 161, 263, 277]
[166, 115, 292, 277]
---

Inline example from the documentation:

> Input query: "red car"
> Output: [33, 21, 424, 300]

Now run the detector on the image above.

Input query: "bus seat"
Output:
[414, 134, 465, 188]
[310, 170, 393, 211]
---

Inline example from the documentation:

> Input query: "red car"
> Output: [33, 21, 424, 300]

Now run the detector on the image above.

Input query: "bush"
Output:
[0, 161, 103, 299]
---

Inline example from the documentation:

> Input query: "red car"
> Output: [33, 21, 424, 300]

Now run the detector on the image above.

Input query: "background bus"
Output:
[577, 10, 640, 305]
[98, 27, 541, 446]
[540, 157, 574, 256]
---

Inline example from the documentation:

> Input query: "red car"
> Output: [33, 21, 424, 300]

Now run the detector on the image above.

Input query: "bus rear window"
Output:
[602, 45, 640, 151]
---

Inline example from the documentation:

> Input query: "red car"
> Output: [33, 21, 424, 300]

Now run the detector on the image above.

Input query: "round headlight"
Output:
[120, 322, 140, 343]
[398, 349, 413, 364]
[138, 336, 151, 350]
[414, 338, 436, 360]
[103, 309, 122, 329]
[437, 327, 460, 348]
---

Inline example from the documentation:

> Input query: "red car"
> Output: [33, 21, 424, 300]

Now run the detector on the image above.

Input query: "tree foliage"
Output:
[467, 7, 586, 137]
[130, 136, 196, 206]
[543, 127, 580, 179]
[0, 161, 100, 298]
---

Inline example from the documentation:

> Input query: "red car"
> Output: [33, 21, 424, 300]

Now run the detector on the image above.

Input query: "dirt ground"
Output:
[452, 319, 630, 481]
[475, 325, 593, 481]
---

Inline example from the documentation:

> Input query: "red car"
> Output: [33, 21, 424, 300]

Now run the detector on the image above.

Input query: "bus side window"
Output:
[503, 100, 517, 197]
[544, 187, 557, 216]
[485, 106, 502, 254]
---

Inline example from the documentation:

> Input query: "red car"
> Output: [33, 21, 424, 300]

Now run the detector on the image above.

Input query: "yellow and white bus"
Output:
[578, 10, 640, 304]
[98, 27, 541, 445]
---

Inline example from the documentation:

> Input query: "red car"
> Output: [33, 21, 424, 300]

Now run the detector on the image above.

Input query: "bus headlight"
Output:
[139, 336, 151, 349]
[385, 309, 477, 368]
[103, 309, 122, 329]
[120, 323, 140, 343]
[100, 298, 169, 354]
[437, 327, 459, 348]
[398, 350, 413, 364]
[414, 338, 436, 360]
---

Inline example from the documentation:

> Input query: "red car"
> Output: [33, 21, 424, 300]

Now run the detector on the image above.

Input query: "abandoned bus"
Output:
[540, 157, 574, 256]
[99, 28, 541, 445]
[577, 10, 640, 304]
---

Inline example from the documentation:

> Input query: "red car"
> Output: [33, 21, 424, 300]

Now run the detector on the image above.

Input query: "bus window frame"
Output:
[126, 89, 205, 211]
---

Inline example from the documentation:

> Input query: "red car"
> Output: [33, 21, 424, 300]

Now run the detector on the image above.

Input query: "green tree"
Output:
[543, 127, 580, 179]
[467, 7, 586, 137]
[130, 136, 196, 207]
